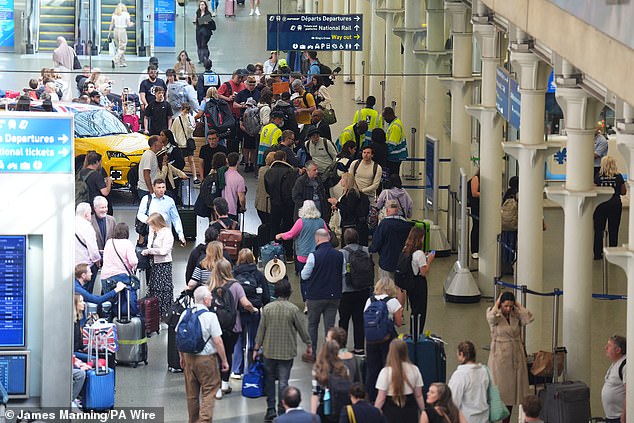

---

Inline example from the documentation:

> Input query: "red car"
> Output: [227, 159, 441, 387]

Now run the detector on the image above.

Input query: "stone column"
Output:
[545, 81, 612, 381]
[376, 0, 404, 112]
[331, 0, 344, 66]
[369, 0, 386, 101]
[354, 0, 371, 103]
[466, 17, 503, 299]
[606, 102, 634, 418]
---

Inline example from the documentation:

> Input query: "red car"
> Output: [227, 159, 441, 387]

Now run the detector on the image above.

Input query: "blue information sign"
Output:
[0, 114, 73, 173]
[0, 0, 14, 48]
[495, 67, 510, 121]
[267, 14, 363, 51]
[0, 236, 26, 348]
[547, 70, 556, 93]
[154, 0, 175, 48]
[509, 78, 521, 129]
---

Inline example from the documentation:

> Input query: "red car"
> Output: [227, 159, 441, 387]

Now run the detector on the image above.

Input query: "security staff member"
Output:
[381, 107, 407, 176]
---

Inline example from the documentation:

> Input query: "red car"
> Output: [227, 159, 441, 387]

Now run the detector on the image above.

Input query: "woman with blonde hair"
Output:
[328, 172, 370, 246]
[187, 241, 223, 290]
[208, 258, 258, 399]
[141, 212, 174, 317]
[195, 86, 219, 120]
[108, 3, 134, 68]
[230, 248, 270, 378]
[593, 155, 626, 260]
[311, 340, 352, 419]
[364, 277, 403, 401]
[375, 338, 425, 421]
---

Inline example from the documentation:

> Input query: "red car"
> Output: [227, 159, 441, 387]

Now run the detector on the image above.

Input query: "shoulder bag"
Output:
[484, 365, 510, 421]
[112, 241, 141, 289]
[179, 116, 197, 152]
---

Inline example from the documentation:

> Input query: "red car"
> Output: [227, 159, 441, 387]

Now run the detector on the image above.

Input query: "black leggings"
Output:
[221, 330, 239, 382]
[338, 289, 371, 351]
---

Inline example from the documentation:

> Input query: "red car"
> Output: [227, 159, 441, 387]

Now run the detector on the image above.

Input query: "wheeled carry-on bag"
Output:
[414, 331, 446, 395]
[83, 322, 116, 411]
[225, 0, 236, 17]
[539, 347, 591, 423]
[167, 291, 191, 372]
[114, 290, 148, 367]
[137, 296, 161, 336]
[176, 178, 197, 240]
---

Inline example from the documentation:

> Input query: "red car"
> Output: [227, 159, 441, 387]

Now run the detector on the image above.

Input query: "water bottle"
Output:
[323, 388, 331, 415]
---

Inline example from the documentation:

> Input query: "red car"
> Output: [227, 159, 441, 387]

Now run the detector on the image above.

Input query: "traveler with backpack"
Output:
[500, 176, 518, 275]
[187, 241, 224, 291]
[272, 91, 300, 138]
[311, 340, 353, 422]
[177, 285, 229, 423]
[196, 59, 221, 102]
[396, 226, 435, 333]
[369, 200, 414, 279]
[169, 103, 199, 184]
[209, 259, 258, 399]
[76, 151, 112, 211]
[329, 141, 357, 198]
[276, 200, 328, 302]
[236, 76, 262, 172]
[327, 174, 370, 246]
[337, 229, 373, 355]
[376, 174, 413, 219]
[348, 146, 382, 197]
[291, 79, 316, 125]
[218, 69, 248, 153]
[167, 70, 199, 118]
[375, 339, 425, 422]
[194, 150, 227, 220]
[305, 127, 338, 176]
[364, 277, 403, 401]
[230, 248, 270, 379]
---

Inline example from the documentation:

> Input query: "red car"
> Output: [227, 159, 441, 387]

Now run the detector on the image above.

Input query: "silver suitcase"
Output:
[114, 290, 148, 367]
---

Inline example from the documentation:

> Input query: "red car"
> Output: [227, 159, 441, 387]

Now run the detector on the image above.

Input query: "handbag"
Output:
[323, 107, 337, 125]
[112, 242, 140, 289]
[193, 120, 205, 137]
[178, 116, 197, 152]
[530, 350, 564, 378]
[135, 245, 151, 270]
[135, 194, 153, 235]
[485, 365, 510, 422]
[329, 208, 342, 239]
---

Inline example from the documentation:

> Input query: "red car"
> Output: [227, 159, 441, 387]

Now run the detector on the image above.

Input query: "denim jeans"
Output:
[263, 357, 293, 414]
[306, 299, 340, 358]
[231, 312, 260, 374]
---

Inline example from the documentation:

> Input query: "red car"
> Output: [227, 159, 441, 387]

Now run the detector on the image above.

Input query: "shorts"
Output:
[242, 133, 257, 149]
[180, 147, 194, 157]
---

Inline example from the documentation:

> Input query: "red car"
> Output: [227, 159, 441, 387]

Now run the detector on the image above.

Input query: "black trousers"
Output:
[365, 338, 391, 401]
[270, 206, 294, 257]
[221, 330, 239, 383]
[593, 201, 622, 258]
[195, 27, 211, 62]
[470, 205, 479, 254]
[338, 289, 371, 351]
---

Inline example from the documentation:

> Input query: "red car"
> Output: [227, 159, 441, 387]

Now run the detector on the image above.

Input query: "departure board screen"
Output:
[0, 236, 26, 348]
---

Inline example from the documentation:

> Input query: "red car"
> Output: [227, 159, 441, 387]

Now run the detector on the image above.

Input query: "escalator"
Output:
[38, 0, 76, 51]
[100, 0, 136, 55]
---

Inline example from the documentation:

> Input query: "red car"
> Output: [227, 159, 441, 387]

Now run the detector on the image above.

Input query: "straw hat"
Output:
[264, 258, 287, 283]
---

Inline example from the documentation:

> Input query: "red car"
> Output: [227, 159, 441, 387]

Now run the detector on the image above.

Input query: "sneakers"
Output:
[249, 8, 254, 15]
[264, 408, 277, 422]
[255, 7, 261, 15]
[211, 11, 216, 16]
[471, 253, 479, 259]
[230, 372, 242, 380]
[193, 178, 201, 185]
[215, 386, 232, 399]
[301, 352, 315, 363]
[353, 349, 365, 356]
[215, 389, 223, 400]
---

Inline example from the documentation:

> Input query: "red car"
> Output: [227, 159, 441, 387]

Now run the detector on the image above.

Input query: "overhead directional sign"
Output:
[495, 66, 510, 121]
[0, 113, 73, 173]
[267, 14, 363, 51]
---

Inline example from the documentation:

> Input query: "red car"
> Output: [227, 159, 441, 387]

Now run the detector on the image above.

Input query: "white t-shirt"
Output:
[412, 250, 427, 276]
[364, 294, 402, 320]
[176, 304, 222, 355]
[602, 355, 626, 419]
[376, 362, 423, 395]
[137, 149, 158, 192]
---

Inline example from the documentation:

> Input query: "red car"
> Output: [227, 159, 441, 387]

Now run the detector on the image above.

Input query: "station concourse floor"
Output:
[0, 0, 628, 420]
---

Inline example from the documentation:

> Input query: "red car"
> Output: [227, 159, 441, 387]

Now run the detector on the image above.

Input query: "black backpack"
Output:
[204, 98, 235, 138]
[75, 169, 95, 206]
[324, 372, 352, 422]
[127, 164, 139, 197]
[318, 63, 334, 87]
[344, 245, 374, 290]
[394, 252, 415, 291]
[199, 169, 221, 207]
[210, 281, 237, 332]
[235, 271, 264, 310]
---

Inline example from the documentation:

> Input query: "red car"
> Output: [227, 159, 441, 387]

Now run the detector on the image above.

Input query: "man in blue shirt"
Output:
[305, 51, 320, 86]
[74, 263, 126, 305]
[136, 178, 186, 245]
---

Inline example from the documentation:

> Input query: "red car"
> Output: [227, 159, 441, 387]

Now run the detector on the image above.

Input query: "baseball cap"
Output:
[149, 56, 159, 65]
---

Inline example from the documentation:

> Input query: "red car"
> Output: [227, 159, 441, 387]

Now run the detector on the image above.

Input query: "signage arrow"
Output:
[354, 34, 360, 39]
[57, 134, 69, 143]
[354, 16, 360, 21]
[354, 43, 360, 49]
[354, 25, 360, 31]
[58, 148, 69, 158]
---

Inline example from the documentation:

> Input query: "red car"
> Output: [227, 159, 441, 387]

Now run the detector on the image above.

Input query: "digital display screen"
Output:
[0, 235, 26, 348]
[0, 352, 28, 398]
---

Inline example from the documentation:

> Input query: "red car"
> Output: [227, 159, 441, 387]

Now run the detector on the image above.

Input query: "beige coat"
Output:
[255, 165, 271, 213]
[486, 306, 534, 405]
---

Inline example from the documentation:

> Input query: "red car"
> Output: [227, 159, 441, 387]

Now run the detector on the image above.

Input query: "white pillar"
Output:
[379, 0, 404, 113]
[466, 20, 503, 299]
[354, 0, 371, 103]
[331, 0, 344, 66]
[369, 0, 386, 101]
[605, 103, 634, 418]
[441, 1, 474, 200]
[546, 86, 611, 381]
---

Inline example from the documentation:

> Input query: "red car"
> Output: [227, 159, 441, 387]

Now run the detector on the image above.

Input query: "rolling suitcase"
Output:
[83, 322, 116, 411]
[167, 291, 191, 372]
[411, 220, 431, 252]
[114, 290, 148, 368]
[225, 0, 236, 16]
[260, 241, 285, 268]
[539, 347, 591, 423]
[257, 223, 272, 248]
[414, 332, 446, 395]
[176, 178, 197, 240]
[137, 296, 161, 337]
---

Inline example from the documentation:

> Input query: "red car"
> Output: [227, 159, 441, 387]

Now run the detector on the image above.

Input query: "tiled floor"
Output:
[0, 0, 628, 420]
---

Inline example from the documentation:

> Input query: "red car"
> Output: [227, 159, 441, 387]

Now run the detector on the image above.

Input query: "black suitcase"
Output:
[176, 179, 197, 240]
[257, 223, 271, 248]
[539, 347, 591, 423]
[242, 232, 259, 259]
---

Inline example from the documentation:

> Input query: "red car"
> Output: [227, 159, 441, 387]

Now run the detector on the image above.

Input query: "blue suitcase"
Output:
[83, 325, 115, 411]
[260, 241, 285, 268]
[414, 333, 446, 396]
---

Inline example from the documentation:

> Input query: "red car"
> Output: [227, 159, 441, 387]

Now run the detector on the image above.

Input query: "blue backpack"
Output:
[363, 296, 393, 343]
[176, 308, 210, 354]
[242, 359, 264, 398]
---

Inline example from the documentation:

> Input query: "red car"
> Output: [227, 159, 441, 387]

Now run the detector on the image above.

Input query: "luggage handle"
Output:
[552, 346, 567, 384]
[117, 288, 131, 323]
